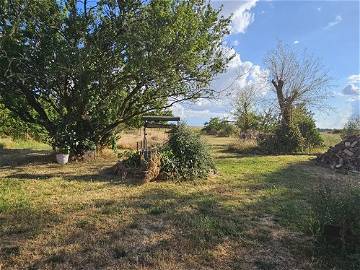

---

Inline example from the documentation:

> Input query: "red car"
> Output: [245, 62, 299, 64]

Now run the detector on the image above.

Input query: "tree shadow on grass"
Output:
[4, 164, 144, 185]
[18, 161, 324, 269]
[2, 157, 355, 269]
[0, 148, 54, 168]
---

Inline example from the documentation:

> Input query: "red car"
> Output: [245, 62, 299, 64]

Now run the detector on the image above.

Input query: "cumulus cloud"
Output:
[348, 74, 360, 84]
[172, 46, 268, 125]
[324, 15, 342, 30]
[170, 1, 264, 125]
[215, 0, 258, 34]
[342, 74, 360, 97]
[342, 84, 360, 96]
[293, 40, 300, 44]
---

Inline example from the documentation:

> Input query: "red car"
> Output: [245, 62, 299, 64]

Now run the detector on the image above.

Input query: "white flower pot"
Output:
[56, 153, 69, 165]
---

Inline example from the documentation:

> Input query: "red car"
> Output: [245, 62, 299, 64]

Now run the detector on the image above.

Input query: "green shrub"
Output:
[235, 111, 260, 133]
[259, 123, 304, 153]
[202, 117, 236, 137]
[218, 123, 237, 137]
[258, 108, 322, 153]
[161, 124, 215, 180]
[293, 108, 323, 148]
[341, 116, 360, 139]
[310, 180, 360, 264]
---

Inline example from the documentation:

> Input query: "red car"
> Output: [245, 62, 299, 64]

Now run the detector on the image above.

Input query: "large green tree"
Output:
[0, 0, 231, 155]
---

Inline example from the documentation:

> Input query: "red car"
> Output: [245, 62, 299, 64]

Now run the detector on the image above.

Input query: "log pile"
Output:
[316, 135, 360, 172]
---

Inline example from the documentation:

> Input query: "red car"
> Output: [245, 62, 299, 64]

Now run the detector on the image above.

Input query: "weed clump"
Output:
[310, 179, 360, 267]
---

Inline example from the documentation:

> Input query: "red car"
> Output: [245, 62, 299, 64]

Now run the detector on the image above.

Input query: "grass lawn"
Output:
[0, 135, 357, 269]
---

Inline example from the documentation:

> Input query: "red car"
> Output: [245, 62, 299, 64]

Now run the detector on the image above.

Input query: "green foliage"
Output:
[341, 116, 360, 139]
[259, 123, 304, 153]
[259, 108, 322, 153]
[293, 108, 323, 148]
[202, 117, 236, 137]
[235, 111, 260, 133]
[310, 181, 360, 265]
[0, 103, 48, 141]
[120, 151, 143, 169]
[0, 0, 231, 156]
[161, 124, 215, 180]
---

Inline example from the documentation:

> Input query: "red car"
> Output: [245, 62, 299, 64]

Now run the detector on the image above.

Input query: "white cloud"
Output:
[317, 7, 322, 12]
[348, 74, 360, 84]
[216, 0, 258, 34]
[232, 40, 240, 47]
[342, 74, 360, 97]
[172, 45, 268, 125]
[293, 40, 300, 44]
[342, 84, 360, 96]
[324, 15, 342, 30]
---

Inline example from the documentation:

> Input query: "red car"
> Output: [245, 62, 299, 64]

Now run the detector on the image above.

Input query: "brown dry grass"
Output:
[0, 135, 358, 269]
[117, 129, 169, 150]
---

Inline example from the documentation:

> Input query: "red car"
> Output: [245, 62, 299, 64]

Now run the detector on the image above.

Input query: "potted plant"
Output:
[56, 145, 70, 165]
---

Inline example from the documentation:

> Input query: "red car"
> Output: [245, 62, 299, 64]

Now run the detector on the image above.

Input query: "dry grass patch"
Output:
[117, 129, 169, 150]
[0, 134, 358, 269]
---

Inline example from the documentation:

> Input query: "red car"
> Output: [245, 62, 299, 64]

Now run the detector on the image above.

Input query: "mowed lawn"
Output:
[0, 134, 355, 269]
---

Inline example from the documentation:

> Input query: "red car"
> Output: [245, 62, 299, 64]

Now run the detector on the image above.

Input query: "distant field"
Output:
[0, 132, 357, 269]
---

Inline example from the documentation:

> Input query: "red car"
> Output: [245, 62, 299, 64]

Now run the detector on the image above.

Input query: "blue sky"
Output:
[173, 0, 360, 128]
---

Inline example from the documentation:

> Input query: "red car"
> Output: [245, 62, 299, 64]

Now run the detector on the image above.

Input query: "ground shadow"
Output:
[14, 161, 324, 269]
[0, 148, 54, 168]
[2, 154, 357, 269]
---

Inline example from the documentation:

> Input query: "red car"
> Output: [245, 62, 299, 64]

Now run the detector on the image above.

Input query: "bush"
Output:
[293, 108, 323, 148]
[341, 116, 360, 139]
[202, 117, 236, 137]
[161, 124, 215, 180]
[258, 108, 322, 153]
[218, 123, 237, 137]
[310, 180, 360, 266]
[259, 123, 304, 153]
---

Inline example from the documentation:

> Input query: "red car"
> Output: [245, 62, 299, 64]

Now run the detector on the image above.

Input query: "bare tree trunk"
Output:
[271, 79, 292, 127]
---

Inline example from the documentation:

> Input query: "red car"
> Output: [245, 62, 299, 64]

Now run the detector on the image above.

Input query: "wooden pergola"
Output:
[138, 115, 181, 155]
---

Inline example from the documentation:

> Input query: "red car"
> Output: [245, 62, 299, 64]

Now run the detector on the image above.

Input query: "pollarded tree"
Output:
[0, 0, 232, 156]
[264, 42, 331, 127]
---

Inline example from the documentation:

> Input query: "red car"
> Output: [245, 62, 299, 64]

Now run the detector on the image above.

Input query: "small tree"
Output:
[233, 84, 260, 133]
[342, 116, 360, 139]
[0, 0, 232, 156]
[202, 117, 235, 137]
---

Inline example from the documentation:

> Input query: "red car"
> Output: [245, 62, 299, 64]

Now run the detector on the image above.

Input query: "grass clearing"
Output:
[0, 134, 358, 269]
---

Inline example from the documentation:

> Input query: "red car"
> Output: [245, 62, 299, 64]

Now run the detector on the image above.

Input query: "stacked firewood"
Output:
[316, 135, 360, 172]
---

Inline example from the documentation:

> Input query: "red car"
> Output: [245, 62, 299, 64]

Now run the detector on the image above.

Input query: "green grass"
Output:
[0, 137, 51, 150]
[0, 134, 357, 269]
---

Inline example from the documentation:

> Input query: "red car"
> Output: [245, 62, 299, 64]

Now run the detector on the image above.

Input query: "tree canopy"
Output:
[0, 0, 232, 155]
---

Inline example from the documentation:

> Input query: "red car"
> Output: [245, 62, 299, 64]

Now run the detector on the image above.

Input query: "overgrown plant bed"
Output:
[113, 151, 161, 183]
[113, 124, 216, 182]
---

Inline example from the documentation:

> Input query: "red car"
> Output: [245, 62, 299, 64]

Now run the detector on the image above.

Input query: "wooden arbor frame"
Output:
[138, 116, 181, 155]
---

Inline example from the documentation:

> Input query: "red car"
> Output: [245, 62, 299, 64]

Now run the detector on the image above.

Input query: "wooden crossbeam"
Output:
[145, 123, 177, 129]
[142, 116, 180, 122]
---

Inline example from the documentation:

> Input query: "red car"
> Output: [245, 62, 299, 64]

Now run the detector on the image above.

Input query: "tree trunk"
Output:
[272, 79, 292, 127]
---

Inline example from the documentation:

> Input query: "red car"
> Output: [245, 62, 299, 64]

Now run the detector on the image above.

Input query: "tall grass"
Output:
[0, 137, 51, 150]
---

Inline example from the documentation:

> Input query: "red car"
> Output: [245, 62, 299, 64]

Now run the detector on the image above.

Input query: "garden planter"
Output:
[56, 153, 69, 165]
